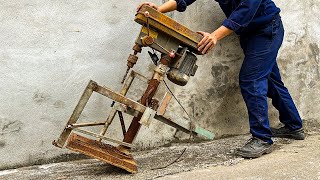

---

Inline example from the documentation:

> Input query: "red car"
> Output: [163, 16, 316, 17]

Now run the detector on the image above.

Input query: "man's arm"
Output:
[158, 0, 178, 13]
[137, 0, 177, 13]
[198, 26, 233, 55]
[222, 0, 263, 33]
[198, 0, 263, 54]
[137, 0, 197, 13]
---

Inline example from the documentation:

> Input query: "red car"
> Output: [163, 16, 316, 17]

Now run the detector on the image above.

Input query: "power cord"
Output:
[150, 72, 195, 170]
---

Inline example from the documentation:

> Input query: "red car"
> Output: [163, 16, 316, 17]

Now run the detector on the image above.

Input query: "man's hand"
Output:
[197, 26, 233, 55]
[137, 2, 158, 12]
[197, 31, 218, 55]
[137, 1, 177, 13]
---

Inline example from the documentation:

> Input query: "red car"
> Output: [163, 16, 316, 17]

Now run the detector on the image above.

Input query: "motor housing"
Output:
[167, 47, 198, 86]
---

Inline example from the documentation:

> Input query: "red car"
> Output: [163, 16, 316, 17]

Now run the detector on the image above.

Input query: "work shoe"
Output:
[271, 126, 305, 140]
[236, 137, 273, 158]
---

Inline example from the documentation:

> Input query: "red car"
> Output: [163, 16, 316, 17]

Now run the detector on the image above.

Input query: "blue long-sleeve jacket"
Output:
[175, 0, 280, 34]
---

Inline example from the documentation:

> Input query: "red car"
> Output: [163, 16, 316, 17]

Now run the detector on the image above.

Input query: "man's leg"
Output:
[239, 52, 274, 144]
[267, 63, 304, 139]
[267, 63, 303, 129]
[237, 16, 284, 158]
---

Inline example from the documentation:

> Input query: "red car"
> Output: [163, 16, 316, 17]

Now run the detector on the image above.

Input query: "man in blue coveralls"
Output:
[137, 0, 305, 158]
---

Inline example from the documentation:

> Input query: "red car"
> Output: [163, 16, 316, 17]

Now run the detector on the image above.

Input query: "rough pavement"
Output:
[162, 135, 320, 180]
[1, 121, 319, 180]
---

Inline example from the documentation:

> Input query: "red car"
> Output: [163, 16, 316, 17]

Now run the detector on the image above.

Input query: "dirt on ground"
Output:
[1, 120, 319, 180]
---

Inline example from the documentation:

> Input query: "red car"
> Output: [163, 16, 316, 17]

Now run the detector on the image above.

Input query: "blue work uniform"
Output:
[175, 0, 303, 144]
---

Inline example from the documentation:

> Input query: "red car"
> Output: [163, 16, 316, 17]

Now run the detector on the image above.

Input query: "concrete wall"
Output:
[0, 0, 319, 169]
[172, 0, 320, 136]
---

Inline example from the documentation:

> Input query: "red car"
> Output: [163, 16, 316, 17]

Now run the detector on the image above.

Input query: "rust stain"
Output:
[135, 5, 203, 54]
[66, 133, 138, 173]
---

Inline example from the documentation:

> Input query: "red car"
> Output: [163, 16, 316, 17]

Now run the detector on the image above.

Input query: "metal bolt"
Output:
[169, 52, 175, 58]
[144, 11, 150, 17]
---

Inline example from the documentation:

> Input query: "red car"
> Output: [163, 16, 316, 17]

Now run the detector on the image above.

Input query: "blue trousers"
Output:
[239, 16, 303, 144]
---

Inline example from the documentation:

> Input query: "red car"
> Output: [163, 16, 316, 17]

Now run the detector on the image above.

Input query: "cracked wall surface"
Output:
[0, 0, 319, 169]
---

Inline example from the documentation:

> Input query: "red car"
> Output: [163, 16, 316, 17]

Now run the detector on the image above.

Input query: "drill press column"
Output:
[123, 54, 170, 144]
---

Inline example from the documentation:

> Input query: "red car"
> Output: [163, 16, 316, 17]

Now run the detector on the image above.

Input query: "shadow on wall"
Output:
[167, 1, 251, 138]
[195, 39, 250, 138]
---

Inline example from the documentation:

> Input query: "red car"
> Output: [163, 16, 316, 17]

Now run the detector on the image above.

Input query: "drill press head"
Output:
[134, 5, 204, 86]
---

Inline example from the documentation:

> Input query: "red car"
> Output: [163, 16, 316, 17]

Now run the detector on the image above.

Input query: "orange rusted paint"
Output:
[135, 5, 203, 54]
[123, 79, 161, 144]
[158, 92, 172, 116]
[66, 133, 138, 173]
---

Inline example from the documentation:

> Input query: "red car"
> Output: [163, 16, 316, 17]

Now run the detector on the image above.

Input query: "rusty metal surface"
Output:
[66, 133, 138, 174]
[130, 70, 148, 83]
[53, 80, 96, 148]
[112, 103, 203, 138]
[158, 92, 172, 116]
[159, 54, 170, 65]
[132, 43, 142, 53]
[136, 26, 181, 55]
[94, 83, 147, 114]
[135, 5, 203, 54]
[69, 122, 106, 128]
[98, 107, 118, 142]
[141, 36, 155, 46]
[122, 115, 143, 145]
[99, 70, 147, 140]
[139, 107, 156, 127]
[127, 54, 138, 68]
[123, 79, 161, 144]
[115, 104, 140, 118]
[122, 54, 170, 145]
[154, 114, 197, 136]
[150, 98, 159, 110]
[121, 44, 143, 84]
[118, 111, 126, 136]
[141, 79, 160, 107]
[72, 128, 133, 148]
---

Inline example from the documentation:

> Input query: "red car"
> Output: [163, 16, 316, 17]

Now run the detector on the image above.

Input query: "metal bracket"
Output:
[157, 92, 172, 116]
[139, 107, 156, 127]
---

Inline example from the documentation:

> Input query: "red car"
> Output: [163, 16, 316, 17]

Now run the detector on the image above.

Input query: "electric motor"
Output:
[167, 47, 198, 86]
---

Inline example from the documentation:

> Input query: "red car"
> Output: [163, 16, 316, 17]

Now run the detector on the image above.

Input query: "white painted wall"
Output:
[0, 0, 319, 169]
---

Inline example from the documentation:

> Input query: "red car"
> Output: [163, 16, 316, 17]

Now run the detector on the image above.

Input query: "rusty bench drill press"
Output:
[53, 5, 214, 174]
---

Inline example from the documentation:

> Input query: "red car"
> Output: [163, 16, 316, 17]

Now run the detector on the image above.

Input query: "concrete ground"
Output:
[162, 134, 320, 180]
[1, 121, 319, 180]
